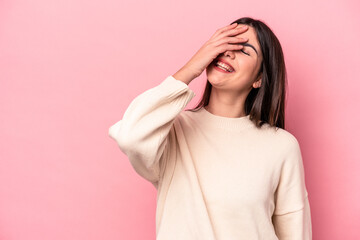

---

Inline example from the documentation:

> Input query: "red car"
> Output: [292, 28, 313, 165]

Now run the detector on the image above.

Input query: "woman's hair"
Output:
[187, 17, 287, 130]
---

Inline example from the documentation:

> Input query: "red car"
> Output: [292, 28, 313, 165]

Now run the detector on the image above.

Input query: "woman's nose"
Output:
[223, 50, 235, 58]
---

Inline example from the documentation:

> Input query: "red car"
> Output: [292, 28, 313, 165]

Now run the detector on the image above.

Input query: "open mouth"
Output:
[213, 60, 235, 73]
[213, 59, 235, 73]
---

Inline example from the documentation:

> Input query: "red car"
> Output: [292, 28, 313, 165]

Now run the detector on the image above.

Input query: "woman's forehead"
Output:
[235, 24, 255, 37]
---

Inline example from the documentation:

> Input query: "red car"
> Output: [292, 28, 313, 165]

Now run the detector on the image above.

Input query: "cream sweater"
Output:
[108, 75, 312, 240]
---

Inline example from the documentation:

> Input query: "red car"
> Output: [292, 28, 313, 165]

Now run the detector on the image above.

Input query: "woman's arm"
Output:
[272, 137, 312, 239]
[272, 196, 312, 239]
[108, 75, 195, 188]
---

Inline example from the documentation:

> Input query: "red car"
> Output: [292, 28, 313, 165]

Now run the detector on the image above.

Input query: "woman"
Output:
[109, 17, 312, 240]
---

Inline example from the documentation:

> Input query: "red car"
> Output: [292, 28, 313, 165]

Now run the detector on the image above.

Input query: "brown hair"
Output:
[187, 17, 288, 130]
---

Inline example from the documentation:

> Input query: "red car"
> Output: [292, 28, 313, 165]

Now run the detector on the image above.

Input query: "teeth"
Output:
[217, 65, 230, 72]
[216, 61, 233, 72]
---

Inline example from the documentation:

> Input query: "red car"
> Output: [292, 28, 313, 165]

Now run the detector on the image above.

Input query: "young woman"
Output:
[109, 17, 312, 240]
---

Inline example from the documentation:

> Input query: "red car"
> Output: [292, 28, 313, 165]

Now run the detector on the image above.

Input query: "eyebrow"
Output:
[239, 42, 258, 55]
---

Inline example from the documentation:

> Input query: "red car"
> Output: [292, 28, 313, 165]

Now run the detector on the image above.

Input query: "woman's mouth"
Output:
[213, 59, 235, 73]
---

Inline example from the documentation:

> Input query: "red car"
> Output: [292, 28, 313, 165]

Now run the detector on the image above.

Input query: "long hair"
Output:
[187, 17, 287, 130]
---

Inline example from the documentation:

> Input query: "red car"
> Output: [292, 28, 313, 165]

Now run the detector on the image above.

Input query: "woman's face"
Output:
[206, 24, 263, 93]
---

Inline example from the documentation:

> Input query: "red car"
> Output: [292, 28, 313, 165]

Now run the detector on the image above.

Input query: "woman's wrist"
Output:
[172, 66, 197, 85]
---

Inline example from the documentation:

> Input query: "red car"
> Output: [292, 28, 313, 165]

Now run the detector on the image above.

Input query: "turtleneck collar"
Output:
[190, 106, 255, 132]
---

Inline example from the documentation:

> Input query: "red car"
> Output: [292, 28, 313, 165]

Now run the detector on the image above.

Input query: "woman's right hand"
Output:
[173, 23, 249, 84]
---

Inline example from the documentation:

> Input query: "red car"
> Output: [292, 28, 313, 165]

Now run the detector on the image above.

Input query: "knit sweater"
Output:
[108, 75, 312, 240]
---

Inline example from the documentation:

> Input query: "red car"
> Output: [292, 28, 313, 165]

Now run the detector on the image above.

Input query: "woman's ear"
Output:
[253, 75, 262, 88]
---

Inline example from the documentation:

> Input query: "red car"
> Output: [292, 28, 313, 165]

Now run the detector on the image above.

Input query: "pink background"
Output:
[1, 0, 359, 239]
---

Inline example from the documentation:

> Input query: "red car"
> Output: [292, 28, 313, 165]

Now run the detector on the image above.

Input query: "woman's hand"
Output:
[173, 23, 249, 84]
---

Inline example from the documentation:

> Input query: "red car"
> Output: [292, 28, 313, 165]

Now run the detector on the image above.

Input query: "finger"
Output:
[213, 36, 248, 47]
[218, 43, 244, 53]
[212, 23, 238, 38]
[224, 25, 249, 37]
[228, 36, 249, 44]
[211, 26, 249, 43]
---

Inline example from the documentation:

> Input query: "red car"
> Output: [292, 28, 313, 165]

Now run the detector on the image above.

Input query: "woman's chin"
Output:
[207, 75, 229, 88]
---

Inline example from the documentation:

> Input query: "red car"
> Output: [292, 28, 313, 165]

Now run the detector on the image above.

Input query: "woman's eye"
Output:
[241, 49, 250, 56]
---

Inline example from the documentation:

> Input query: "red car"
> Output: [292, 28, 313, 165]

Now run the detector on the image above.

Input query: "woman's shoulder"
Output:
[262, 125, 300, 152]
[263, 124, 298, 140]
[250, 120, 299, 148]
[175, 108, 201, 126]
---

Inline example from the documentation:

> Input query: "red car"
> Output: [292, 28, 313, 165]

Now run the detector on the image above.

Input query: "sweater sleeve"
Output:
[108, 75, 195, 188]
[272, 137, 312, 240]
